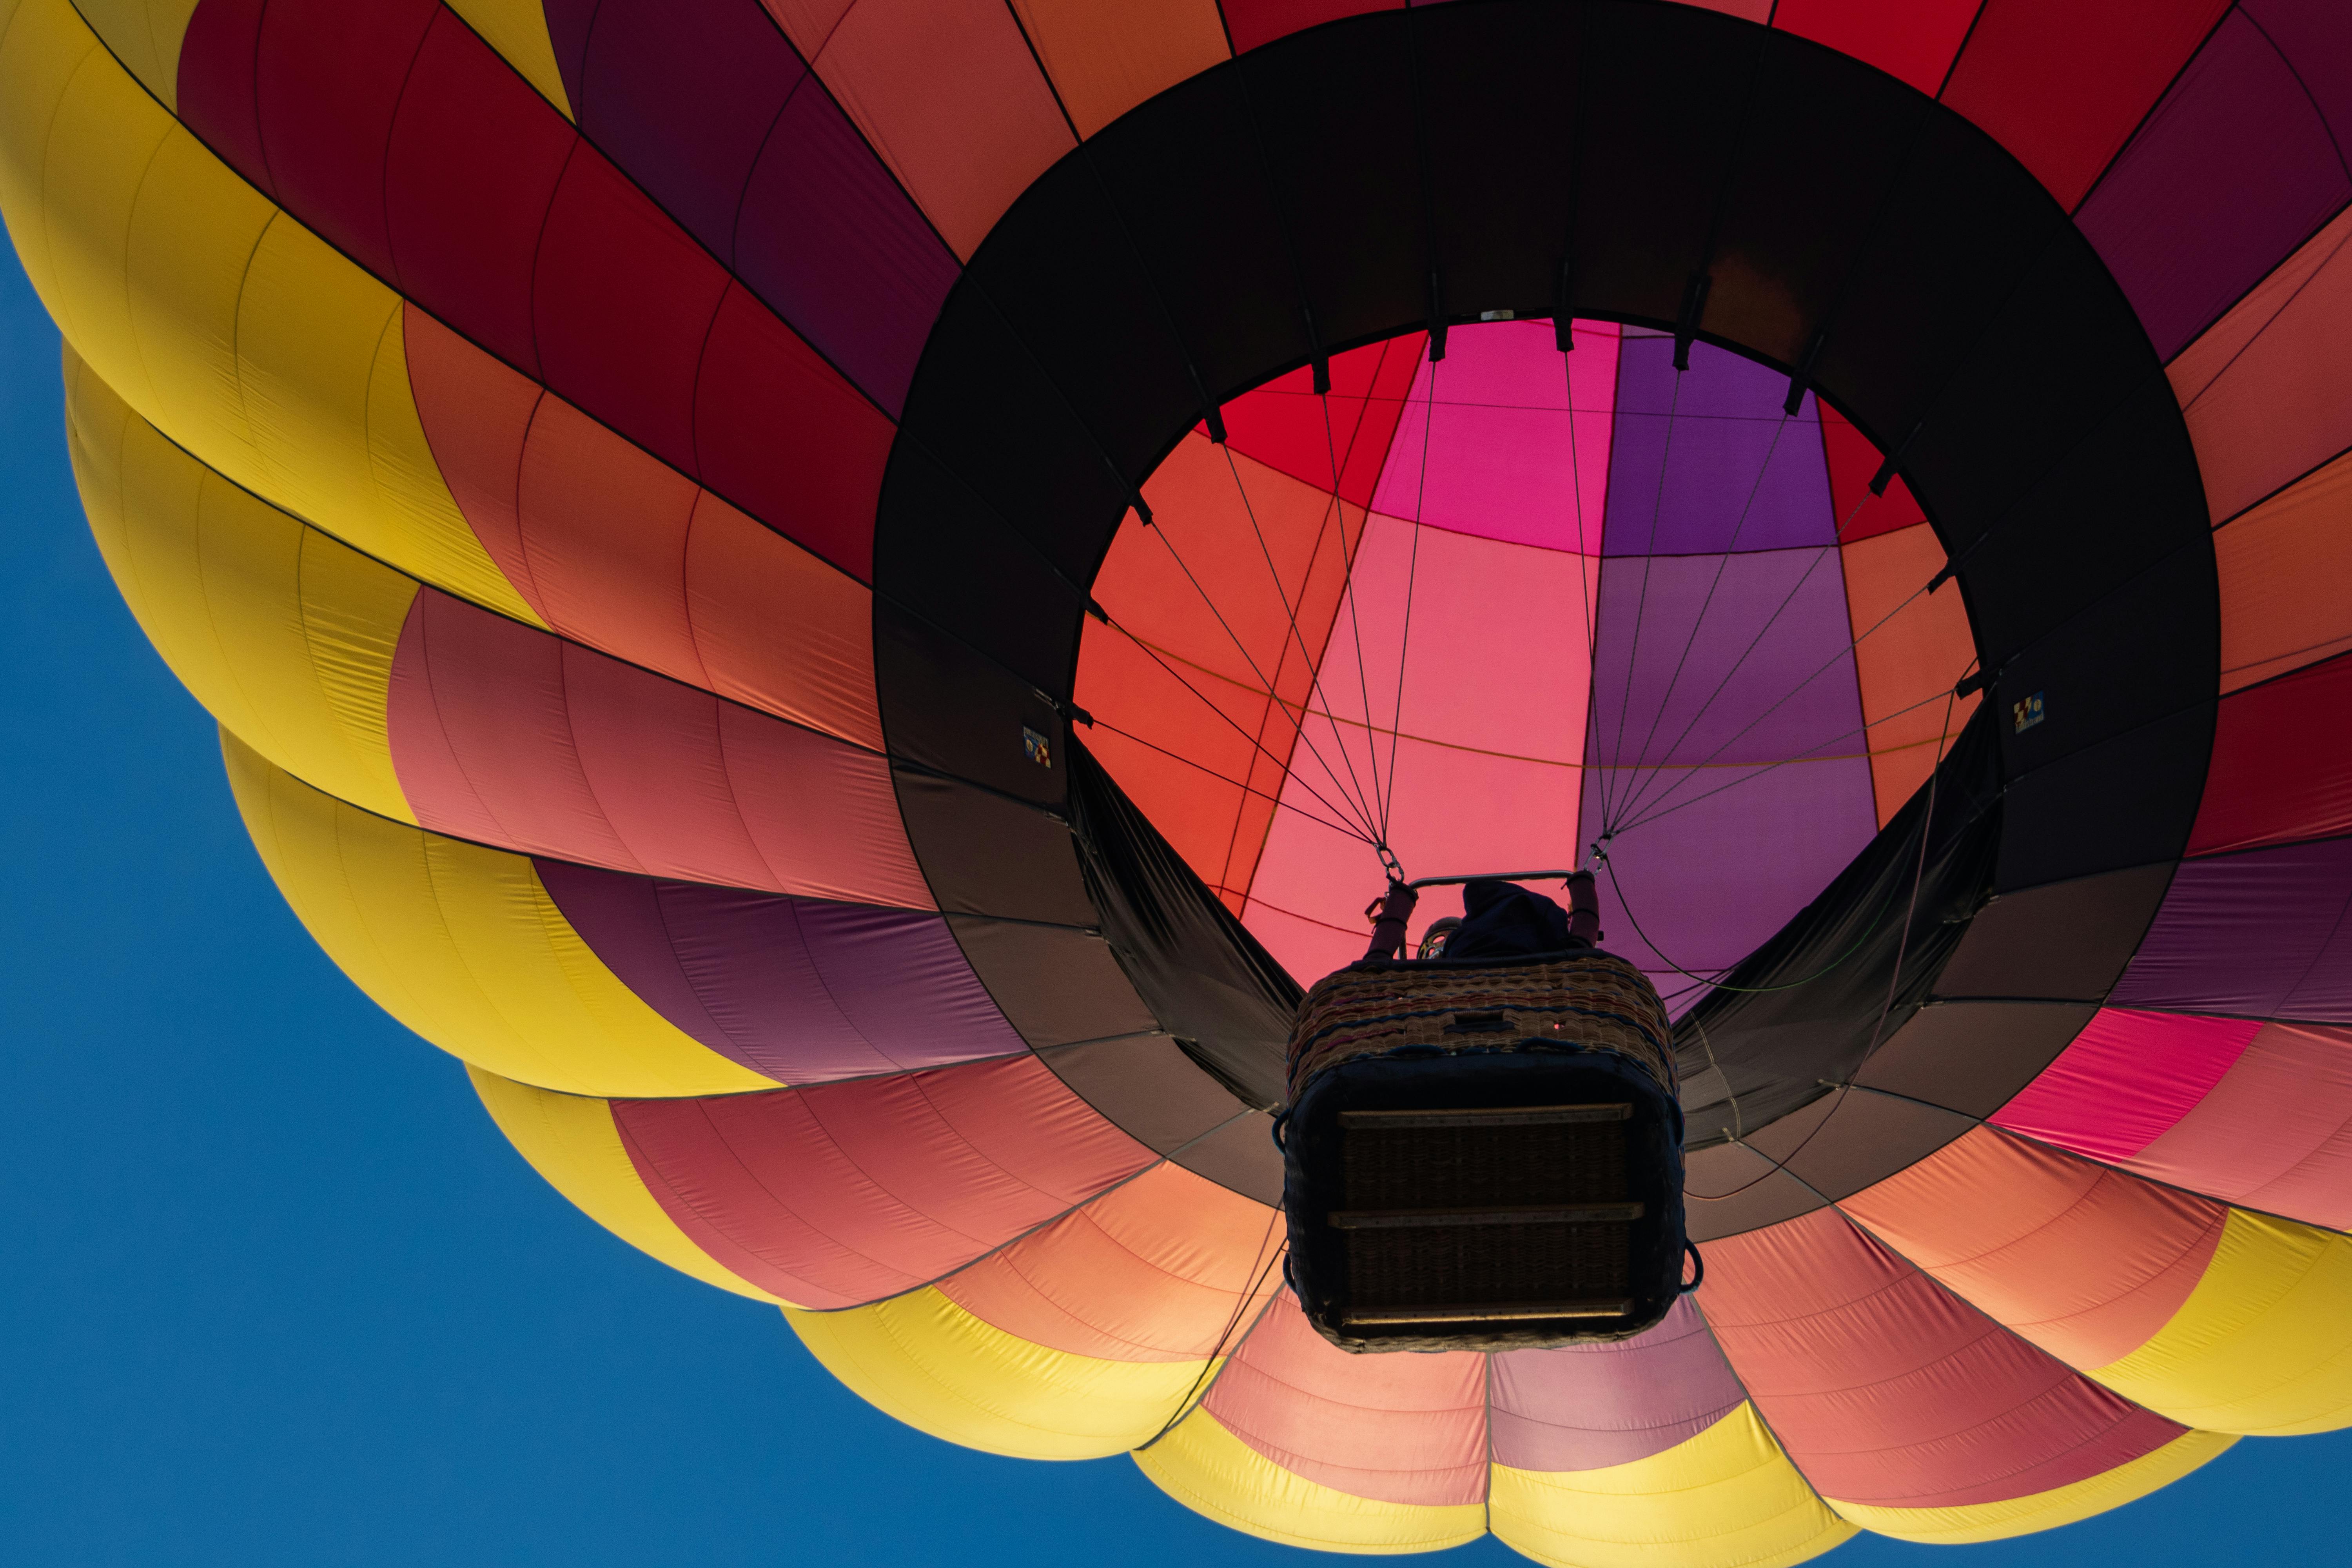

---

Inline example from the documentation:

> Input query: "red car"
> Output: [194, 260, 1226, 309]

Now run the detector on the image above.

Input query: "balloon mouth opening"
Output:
[1073, 319, 1975, 1011]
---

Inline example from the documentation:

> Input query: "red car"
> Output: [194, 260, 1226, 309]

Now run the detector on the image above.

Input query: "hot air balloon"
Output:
[8, 0, 2352, 1558]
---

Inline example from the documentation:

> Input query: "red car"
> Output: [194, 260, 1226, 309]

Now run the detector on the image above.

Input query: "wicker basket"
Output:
[1280, 949, 1685, 1352]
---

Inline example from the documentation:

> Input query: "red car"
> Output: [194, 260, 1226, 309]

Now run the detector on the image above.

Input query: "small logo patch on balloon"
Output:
[1021, 726, 1052, 768]
[2013, 692, 2045, 733]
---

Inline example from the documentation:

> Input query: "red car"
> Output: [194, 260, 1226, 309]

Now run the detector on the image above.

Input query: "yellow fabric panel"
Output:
[68, 350, 416, 822]
[1134, 1408, 1487, 1555]
[225, 731, 783, 1100]
[1491, 1404, 1853, 1568]
[2087, 1208, 2352, 1435]
[785, 1289, 1212, 1461]
[446, 0, 573, 119]
[57, 0, 197, 106]
[0, 0, 539, 623]
[466, 1064, 786, 1306]
[1827, 1428, 2236, 1545]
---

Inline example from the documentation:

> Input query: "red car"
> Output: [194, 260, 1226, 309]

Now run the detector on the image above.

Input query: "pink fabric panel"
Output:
[1201, 1293, 1487, 1505]
[1838, 1127, 2226, 1370]
[1699, 1208, 2190, 1507]
[2127, 1021, 2352, 1228]
[386, 590, 930, 907]
[1241, 514, 1595, 982]
[612, 1056, 1154, 1309]
[1490, 1297, 1748, 1472]
[1367, 321, 1618, 553]
[1990, 1009, 2261, 1161]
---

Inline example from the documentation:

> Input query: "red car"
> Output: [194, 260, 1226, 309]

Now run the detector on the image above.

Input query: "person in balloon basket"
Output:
[1367, 869, 1602, 963]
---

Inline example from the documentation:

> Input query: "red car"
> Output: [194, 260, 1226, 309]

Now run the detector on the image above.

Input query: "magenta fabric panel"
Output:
[1489, 1298, 1747, 1472]
[1989, 1008, 2261, 1162]
[1200, 1293, 1488, 1506]
[2109, 839, 2352, 1022]
[534, 859, 1024, 1083]
[548, 0, 958, 416]
[386, 589, 929, 907]
[610, 1056, 1155, 1308]
[2075, 9, 2352, 361]
[2126, 1021, 2352, 1228]
[1700, 1209, 2190, 1508]
[1601, 336, 1836, 556]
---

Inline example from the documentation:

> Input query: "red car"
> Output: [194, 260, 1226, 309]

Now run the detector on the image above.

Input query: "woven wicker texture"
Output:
[1284, 952, 1675, 1102]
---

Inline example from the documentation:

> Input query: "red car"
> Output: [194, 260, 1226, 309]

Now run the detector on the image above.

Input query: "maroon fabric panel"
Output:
[555, 0, 957, 417]
[1490, 1298, 1748, 1473]
[174, 0, 274, 192]
[534, 858, 1024, 1083]
[1700, 1209, 2189, 1507]
[610, 1057, 1154, 1308]
[530, 151, 730, 478]
[2076, 9, 2351, 360]
[383, 10, 575, 376]
[175, 0, 889, 575]
[692, 284, 893, 582]
[2189, 650, 2352, 857]
[2110, 838, 2352, 1022]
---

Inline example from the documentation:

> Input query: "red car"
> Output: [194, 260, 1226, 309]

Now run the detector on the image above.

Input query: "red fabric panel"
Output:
[1818, 402, 1926, 543]
[1216, 334, 1425, 510]
[1773, 0, 1982, 96]
[530, 151, 730, 479]
[1938, 0, 2231, 209]
[611, 1056, 1154, 1309]
[1220, 0, 1398, 55]
[2188, 650, 2352, 857]
[934, 1163, 1282, 1361]
[2129, 1021, 2352, 1229]
[384, 10, 575, 375]
[1700, 1208, 2190, 1506]
[386, 588, 928, 907]
[1840, 1127, 2226, 1370]
[1991, 1009, 2261, 1162]
[691, 283, 893, 582]
[174, 0, 275, 193]
[1200, 1293, 1487, 1505]
[403, 311, 886, 748]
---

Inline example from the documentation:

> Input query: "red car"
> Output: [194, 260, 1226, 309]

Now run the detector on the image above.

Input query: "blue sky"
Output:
[0, 244, 2343, 1567]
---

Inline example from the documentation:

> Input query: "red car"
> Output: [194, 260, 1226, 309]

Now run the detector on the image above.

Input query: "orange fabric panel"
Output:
[1079, 435, 1369, 904]
[1838, 522, 1979, 824]
[1010, 0, 1230, 138]
[2212, 448, 2352, 692]
[934, 1163, 1282, 1361]
[781, 0, 1075, 258]
[2169, 204, 2352, 525]
[1840, 1127, 2228, 1372]
[403, 308, 882, 751]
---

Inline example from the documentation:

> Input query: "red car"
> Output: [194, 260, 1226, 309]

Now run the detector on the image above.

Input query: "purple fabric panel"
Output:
[1491, 1298, 1748, 1471]
[2077, 10, 2351, 361]
[2244, 0, 2352, 173]
[1586, 546, 1866, 769]
[733, 78, 960, 417]
[1601, 337, 1834, 556]
[570, 0, 806, 257]
[541, 0, 597, 107]
[1577, 754, 1878, 1008]
[533, 858, 1027, 1080]
[2110, 839, 2352, 1022]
